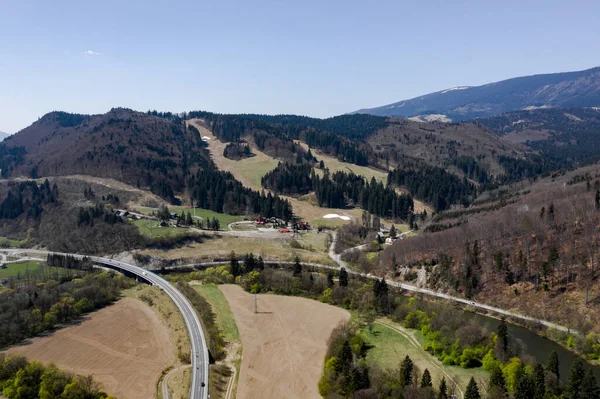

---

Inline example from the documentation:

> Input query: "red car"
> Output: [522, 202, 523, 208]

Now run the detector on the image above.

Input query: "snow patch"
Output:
[512, 120, 525, 125]
[386, 102, 405, 109]
[408, 114, 452, 123]
[323, 214, 351, 221]
[523, 105, 551, 111]
[201, 136, 211, 141]
[441, 86, 470, 94]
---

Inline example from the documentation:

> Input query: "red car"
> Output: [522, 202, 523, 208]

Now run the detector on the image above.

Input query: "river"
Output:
[463, 311, 600, 382]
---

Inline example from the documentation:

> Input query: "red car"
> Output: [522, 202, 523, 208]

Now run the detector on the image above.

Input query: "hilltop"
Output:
[354, 66, 600, 121]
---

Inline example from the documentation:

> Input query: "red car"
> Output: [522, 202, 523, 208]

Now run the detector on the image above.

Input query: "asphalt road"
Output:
[4, 249, 209, 399]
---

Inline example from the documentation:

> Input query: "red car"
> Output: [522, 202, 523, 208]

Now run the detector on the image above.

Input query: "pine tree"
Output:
[400, 355, 413, 388]
[257, 255, 265, 271]
[498, 319, 509, 357]
[293, 256, 302, 276]
[581, 368, 600, 399]
[230, 251, 240, 277]
[438, 377, 448, 399]
[533, 362, 546, 399]
[488, 365, 508, 397]
[515, 365, 535, 399]
[565, 358, 586, 399]
[339, 268, 348, 287]
[421, 368, 432, 388]
[389, 224, 397, 238]
[327, 272, 334, 288]
[547, 351, 560, 380]
[465, 377, 481, 399]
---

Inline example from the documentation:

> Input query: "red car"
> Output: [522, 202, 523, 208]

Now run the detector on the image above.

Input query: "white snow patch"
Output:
[201, 136, 211, 141]
[512, 120, 525, 125]
[408, 114, 452, 123]
[386, 102, 405, 109]
[441, 86, 470, 94]
[523, 105, 551, 111]
[590, 107, 600, 111]
[323, 213, 351, 221]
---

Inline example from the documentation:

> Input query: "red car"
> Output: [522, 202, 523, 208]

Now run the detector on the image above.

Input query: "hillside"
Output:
[475, 107, 600, 166]
[3, 108, 202, 195]
[379, 164, 600, 343]
[354, 66, 600, 121]
[368, 118, 527, 177]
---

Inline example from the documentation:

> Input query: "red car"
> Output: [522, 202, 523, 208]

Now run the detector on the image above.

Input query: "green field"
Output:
[362, 320, 488, 394]
[0, 236, 22, 248]
[193, 284, 240, 343]
[0, 261, 67, 279]
[131, 219, 189, 237]
[135, 206, 244, 229]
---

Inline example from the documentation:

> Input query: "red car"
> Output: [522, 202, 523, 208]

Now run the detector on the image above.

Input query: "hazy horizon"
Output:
[2, 0, 600, 133]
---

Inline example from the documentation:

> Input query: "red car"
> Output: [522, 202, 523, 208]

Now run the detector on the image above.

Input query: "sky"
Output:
[1, 0, 600, 133]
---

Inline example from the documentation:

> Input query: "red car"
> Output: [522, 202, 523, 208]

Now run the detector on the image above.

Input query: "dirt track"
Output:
[220, 285, 350, 399]
[6, 298, 174, 399]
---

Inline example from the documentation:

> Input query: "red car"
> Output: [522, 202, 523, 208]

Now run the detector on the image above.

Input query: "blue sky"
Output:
[1, 0, 599, 133]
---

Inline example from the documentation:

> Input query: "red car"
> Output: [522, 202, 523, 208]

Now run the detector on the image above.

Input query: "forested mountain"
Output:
[475, 107, 600, 167]
[368, 118, 526, 177]
[0, 109, 291, 219]
[187, 111, 377, 166]
[354, 66, 600, 120]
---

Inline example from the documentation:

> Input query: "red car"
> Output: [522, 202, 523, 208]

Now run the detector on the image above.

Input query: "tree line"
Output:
[0, 355, 114, 399]
[313, 171, 414, 220]
[187, 165, 292, 220]
[388, 164, 476, 211]
[0, 267, 134, 349]
[0, 180, 58, 220]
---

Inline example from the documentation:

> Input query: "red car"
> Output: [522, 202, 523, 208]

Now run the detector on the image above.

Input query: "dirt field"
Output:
[220, 284, 350, 399]
[6, 298, 175, 399]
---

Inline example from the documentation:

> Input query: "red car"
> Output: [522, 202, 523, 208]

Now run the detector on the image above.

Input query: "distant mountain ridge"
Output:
[0, 132, 9, 141]
[354, 66, 600, 121]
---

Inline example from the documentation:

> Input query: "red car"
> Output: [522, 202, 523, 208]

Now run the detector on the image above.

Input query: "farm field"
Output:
[5, 298, 175, 399]
[220, 284, 350, 399]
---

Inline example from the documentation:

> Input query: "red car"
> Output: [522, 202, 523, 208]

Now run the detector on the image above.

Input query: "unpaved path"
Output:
[376, 320, 464, 397]
[220, 285, 350, 399]
[162, 365, 191, 399]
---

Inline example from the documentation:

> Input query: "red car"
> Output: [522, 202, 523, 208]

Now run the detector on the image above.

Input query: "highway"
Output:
[4, 249, 209, 399]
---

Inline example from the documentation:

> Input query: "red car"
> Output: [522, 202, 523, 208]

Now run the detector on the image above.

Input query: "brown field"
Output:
[6, 298, 175, 399]
[220, 284, 350, 399]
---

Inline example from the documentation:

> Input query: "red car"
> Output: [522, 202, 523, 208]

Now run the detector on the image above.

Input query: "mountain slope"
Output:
[475, 107, 600, 166]
[367, 118, 528, 178]
[354, 66, 600, 120]
[3, 108, 203, 193]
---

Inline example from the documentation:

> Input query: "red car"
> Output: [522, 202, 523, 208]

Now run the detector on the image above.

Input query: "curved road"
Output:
[166, 259, 576, 334]
[4, 249, 209, 399]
